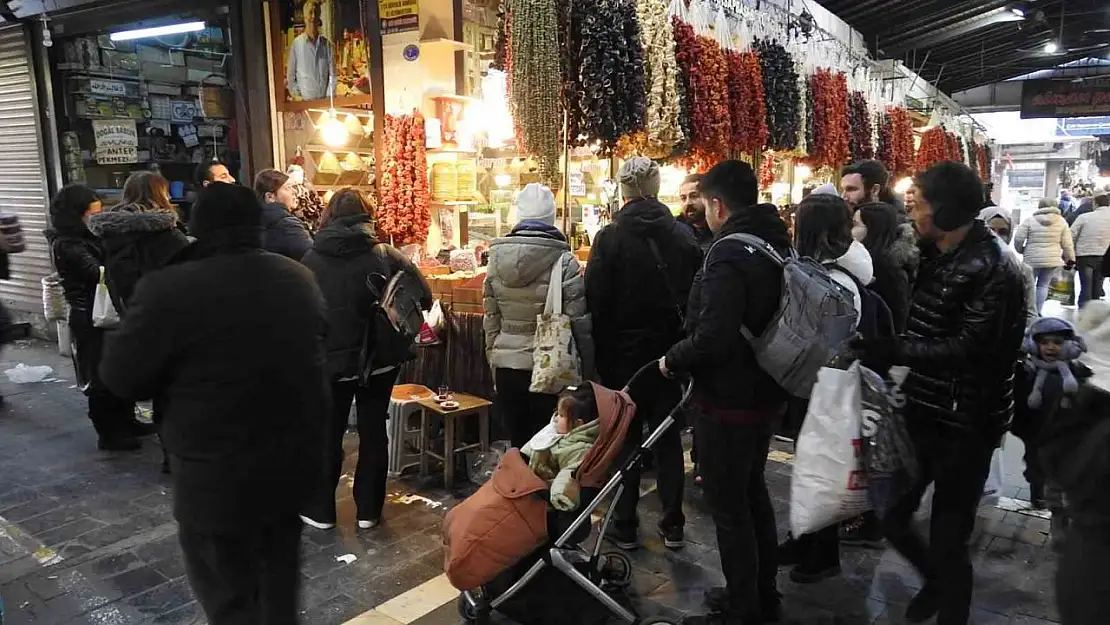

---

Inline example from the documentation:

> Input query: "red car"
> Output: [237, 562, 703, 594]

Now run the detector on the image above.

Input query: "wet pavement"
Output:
[0, 339, 1061, 625]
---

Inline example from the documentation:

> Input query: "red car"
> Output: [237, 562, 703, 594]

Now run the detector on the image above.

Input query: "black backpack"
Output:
[357, 264, 427, 385]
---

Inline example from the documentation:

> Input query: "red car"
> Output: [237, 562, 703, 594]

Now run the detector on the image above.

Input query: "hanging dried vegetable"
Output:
[847, 91, 873, 162]
[618, 0, 683, 158]
[915, 126, 950, 172]
[564, 0, 646, 151]
[508, 0, 561, 183]
[726, 50, 768, 157]
[758, 151, 777, 190]
[806, 69, 849, 170]
[876, 111, 893, 172]
[795, 69, 808, 154]
[804, 76, 815, 156]
[378, 112, 431, 246]
[670, 16, 697, 161]
[886, 107, 915, 176]
[674, 31, 731, 170]
[946, 132, 961, 163]
[754, 39, 801, 152]
[492, 0, 509, 71]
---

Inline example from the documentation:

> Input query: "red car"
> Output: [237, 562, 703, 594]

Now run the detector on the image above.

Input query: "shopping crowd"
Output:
[42, 155, 1110, 625]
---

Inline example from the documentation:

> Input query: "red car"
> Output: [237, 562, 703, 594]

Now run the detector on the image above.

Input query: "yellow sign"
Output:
[379, 0, 419, 34]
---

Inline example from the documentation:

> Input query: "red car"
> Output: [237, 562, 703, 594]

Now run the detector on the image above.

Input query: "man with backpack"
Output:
[851, 162, 1026, 625]
[586, 157, 702, 551]
[660, 160, 793, 625]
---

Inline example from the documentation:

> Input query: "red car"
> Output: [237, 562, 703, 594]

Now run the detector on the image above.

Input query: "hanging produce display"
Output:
[726, 49, 768, 157]
[507, 0, 562, 183]
[847, 91, 873, 162]
[806, 68, 849, 170]
[672, 24, 731, 171]
[915, 126, 950, 172]
[883, 107, 915, 176]
[754, 39, 801, 152]
[618, 0, 684, 158]
[378, 112, 431, 246]
[670, 16, 698, 161]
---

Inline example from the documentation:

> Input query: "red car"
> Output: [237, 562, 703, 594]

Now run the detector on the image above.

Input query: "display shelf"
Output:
[431, 200, 478, 206]
[304, 144, 375, 155]
[311, 184, 376, 191]
[420, 38, 474, 53]
[427, 147, 478, 155]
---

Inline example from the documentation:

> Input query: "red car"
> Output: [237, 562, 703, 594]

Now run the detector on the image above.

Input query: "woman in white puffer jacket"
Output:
[1014, 198, 1076, 313]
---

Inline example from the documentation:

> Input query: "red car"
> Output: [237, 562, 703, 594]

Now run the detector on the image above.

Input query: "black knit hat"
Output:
[189, 182, 262, 238]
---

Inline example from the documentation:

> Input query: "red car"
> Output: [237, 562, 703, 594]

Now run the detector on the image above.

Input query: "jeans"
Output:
[494, 368, 559, 449]
[1033, 267, 1059, 313]
[882, 418, 997, 625]
[1076, 256, 1104, 307]
[178, 515, 302, 625]
[695, 413, 777, 617]
[305, 371, 398, 523]
[610, 371, 685, 533]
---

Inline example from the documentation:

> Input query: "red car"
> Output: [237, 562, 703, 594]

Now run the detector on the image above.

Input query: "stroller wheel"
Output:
[457, 592, 489, 624]
[600, 551, 633, 588]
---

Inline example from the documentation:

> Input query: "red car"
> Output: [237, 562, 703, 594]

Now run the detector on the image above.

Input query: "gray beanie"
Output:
[619, 157, 661, 200]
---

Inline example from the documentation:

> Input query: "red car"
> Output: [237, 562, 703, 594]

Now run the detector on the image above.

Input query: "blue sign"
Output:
[403, 44, 420, 62]
[1055, 116, 1110, 137]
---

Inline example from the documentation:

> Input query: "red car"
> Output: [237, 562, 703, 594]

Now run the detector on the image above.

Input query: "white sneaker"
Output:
[357, 519, 380, 529]
[299, 515, 335, 530]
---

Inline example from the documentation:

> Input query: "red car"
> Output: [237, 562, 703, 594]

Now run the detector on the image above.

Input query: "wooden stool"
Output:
[416, 393, 492, 487]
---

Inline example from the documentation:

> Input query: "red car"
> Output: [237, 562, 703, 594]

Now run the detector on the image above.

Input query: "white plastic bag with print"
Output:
[92, 266, 119, 329]
[790, 361, 872, 536]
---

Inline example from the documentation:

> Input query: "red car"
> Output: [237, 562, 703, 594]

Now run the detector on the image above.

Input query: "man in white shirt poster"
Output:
[286, 0, 335, 101]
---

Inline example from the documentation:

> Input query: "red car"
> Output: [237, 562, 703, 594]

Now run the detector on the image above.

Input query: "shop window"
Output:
[52, 11, 241, 219]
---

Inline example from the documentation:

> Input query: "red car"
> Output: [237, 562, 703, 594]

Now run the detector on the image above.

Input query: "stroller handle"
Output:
[621, 359, 695, 412]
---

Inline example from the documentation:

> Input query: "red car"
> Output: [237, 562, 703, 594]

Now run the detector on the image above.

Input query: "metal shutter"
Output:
[0, 25, 51, 315]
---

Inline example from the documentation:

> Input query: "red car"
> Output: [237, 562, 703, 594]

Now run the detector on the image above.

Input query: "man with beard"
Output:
[661, 160, 791, 624]
[840, 160, 889, 211]
[586, 157, 701, 550]
[678, 173, 713, 251]
[852, 162, 1026, 625]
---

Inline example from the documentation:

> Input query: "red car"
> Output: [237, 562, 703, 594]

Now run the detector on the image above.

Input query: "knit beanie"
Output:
[619, 157, 661, 200]
[810, 183, 838, 196]
[515, 183, 556, 226]
[1024, 317, 1088, 408]
[189, 181, 263, 238]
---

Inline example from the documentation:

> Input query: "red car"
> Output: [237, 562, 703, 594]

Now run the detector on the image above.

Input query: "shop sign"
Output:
[1055, 116, 1110, 137]
[1020, 79, 1110, 119]
[380, 0, 419, 35]
[569, 172, 586, 197]
[88, 79, 126, 96]
[92, 119, 138, 165]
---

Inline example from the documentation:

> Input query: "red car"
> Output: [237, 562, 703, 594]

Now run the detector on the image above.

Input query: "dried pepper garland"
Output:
[508, 0, 561, 183]
[377, 112, 430, 246]
[876, 111, 893, 172]
[754, 39, 800, 152]
[806, 69, 849, 169]
[670, 16, 696, 160]
[726, 49, 767, 157]
[674, 31, 731, 171]
[847, 91, 873, 161]
[887, 107, 915, 176]
[915, 126, 951, 172]
[626, 0, 683, 157]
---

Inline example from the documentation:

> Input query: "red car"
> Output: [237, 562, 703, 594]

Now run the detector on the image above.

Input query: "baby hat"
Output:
[515, 183, 556, 226]
[1024, 316, 1087, 408]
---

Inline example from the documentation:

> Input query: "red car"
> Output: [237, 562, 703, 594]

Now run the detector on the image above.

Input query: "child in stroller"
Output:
[444, 365, 688, 625]
[522, 386, 600, 513]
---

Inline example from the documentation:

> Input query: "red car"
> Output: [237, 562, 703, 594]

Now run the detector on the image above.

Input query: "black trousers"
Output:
[609, 370, 685, 532]
[494, 368, 558, 449]
[882, 420, 996, 625]
[178, 516, 302, 625]
[71, 310, 135, 439]
[306, 371, 398, 523]
[696, 414, 777, 617]
[1076, 255, 1104, 306]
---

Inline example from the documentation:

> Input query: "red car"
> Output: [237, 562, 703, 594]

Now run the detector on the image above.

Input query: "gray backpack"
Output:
[710, 233, 857, 398]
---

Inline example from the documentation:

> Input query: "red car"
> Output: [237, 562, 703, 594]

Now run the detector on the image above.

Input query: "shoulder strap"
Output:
[706, 233, 795, 269]
[646, 238, 684, 323]
[544, 252, 569, 316]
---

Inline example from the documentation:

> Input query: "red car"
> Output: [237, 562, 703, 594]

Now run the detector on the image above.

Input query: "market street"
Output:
[0, 338, 1061, 625]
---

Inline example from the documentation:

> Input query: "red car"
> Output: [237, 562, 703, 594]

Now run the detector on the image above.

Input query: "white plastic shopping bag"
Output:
[790, 362, 871, 535]
[92, 266, 119, 328]
[981, 445, 1005, 507]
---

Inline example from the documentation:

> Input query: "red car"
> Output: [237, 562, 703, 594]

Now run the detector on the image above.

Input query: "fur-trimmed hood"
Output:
[891, 222, 920, 274]
[87, 205, 178, 238]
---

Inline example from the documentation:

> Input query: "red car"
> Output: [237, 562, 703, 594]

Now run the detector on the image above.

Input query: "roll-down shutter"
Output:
[0, 25, 51, 314]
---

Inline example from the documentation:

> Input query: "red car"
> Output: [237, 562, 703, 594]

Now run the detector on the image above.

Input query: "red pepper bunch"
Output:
[758, 151, 777, 190]
[886, 107, 915, 176]
[378, 111, 431, 246]
[915, 126, 950, 172]
[946, 132, 961, 163]
[671, 17, 698, 163]
[973, 141, 992, 181]
[726, 50, 768, 157]
[806, 69, 850, 169]
[876, 111, 893, 171]
[847, 91, 873, 161]
[678, 35, 731, 170]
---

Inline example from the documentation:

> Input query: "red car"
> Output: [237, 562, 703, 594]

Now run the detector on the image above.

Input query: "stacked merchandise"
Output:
[378, 111, 431, 245]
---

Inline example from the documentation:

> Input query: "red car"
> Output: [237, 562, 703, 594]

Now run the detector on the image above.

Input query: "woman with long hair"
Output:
[45, 184, 150, 450]
[853, 202, 919, 332]
[254, 168, 312, 260]
[299, 188, 432, 530]
[87, 171, 190, 314]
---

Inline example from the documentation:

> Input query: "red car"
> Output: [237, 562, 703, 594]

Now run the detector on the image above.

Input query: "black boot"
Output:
[1030, 482, 1046, 509]
[89, 393, 141, 452]
[789, 527, 841, 584]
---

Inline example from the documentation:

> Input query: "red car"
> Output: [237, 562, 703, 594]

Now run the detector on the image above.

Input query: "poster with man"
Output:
[280, 0, 371, 106]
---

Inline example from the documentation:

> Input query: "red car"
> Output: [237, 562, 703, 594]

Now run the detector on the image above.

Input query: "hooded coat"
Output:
[1013, 205, 1075, 269]
[825, 240, 875, 317]
[865, 223, 919, 333]
[521, 417, 600, 511]
[300, 214, 432, 378]
[261, 200, 313, 261]
[1070, 203, 1110, 258]
[586, 197, 702, 385]
[979, 206, 1038, 324]
[483, 225, 594, 379]
[87, 206, 191, 314]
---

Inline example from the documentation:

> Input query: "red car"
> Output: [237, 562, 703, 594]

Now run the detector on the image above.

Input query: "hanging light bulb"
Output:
[320, 109, 349, 147]
[1043, 41, 1059, 54]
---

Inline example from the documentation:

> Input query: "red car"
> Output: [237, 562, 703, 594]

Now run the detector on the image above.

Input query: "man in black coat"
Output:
[660, 160, 792, 625]
[853, 162, 1026, 625]
[586, 157, 701, 550]
[100, 182, 329, 625]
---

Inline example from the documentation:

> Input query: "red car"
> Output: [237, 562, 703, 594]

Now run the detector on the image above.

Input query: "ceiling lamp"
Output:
[110, 21, 205, 42]
[1010, 7, 1025, 18]
[1044, 40, 1059, 53]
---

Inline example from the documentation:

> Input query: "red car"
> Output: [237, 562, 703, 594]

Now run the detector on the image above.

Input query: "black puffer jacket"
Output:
[894, 222, 1026, 434]
[586, 198, 702, 385]
[87, 206, 191, 314]
[261, 201, 313, 261]
[45, 229, 102, 314]
[869, 222, 919, 333]
[300, 214, 432, 378]
[664, 204, 792, 415]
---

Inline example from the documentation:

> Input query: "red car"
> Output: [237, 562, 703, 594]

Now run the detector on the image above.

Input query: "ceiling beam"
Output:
[883, 7, 1025, 56]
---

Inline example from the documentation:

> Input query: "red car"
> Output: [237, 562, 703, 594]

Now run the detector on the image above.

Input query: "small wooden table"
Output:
[416, 392, 492, 487]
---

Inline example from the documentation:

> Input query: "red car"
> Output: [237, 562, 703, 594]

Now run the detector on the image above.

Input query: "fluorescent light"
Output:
[110, 21, 205, 41]
[1010, 7, 1025, 18]
[1043, 41, 1059, 53]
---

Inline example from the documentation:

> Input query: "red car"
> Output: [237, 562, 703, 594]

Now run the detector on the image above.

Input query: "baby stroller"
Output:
[444, 361, 692, 625]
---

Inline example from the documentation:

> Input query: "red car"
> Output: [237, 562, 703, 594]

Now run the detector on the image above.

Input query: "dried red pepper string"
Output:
[726, 49, 768, 157]
[378, 112, 430, 246]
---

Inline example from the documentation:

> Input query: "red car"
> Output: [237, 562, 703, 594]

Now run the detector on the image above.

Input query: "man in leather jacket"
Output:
[853, 162, 1026, 625]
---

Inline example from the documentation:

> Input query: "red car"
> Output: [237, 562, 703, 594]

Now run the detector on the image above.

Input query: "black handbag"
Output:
[357, 270, 422, 385]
